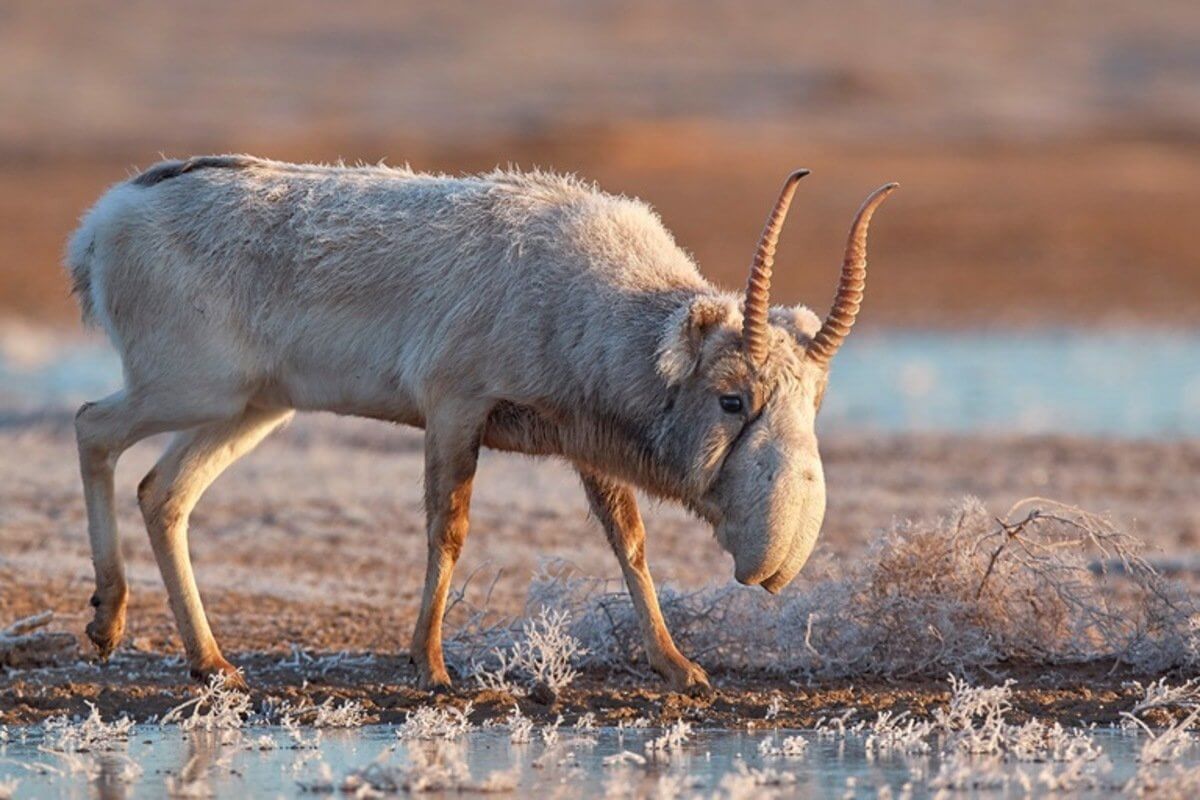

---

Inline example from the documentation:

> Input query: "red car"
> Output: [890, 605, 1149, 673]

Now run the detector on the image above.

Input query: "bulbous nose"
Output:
[730, 529, 791, 587]
[758, 466, 825, 594]
[759, 528, 818, 593]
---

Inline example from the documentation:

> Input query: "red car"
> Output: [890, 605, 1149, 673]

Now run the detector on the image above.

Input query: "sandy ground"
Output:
[1, 410, 1196, 724]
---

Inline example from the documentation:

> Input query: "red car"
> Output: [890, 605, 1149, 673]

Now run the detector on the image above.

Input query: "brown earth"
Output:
[3, 0, 1200, 728]
[0, 654, 1163, 729]
[1, 411, 1197, 726]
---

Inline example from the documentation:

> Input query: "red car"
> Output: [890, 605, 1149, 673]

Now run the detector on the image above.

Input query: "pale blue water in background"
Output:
[3, 330, 1197, 438]
[823, 331, 1200, 438]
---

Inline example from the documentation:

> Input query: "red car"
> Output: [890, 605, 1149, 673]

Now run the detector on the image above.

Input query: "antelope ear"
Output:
[769, 305, 821, 350]
[657, 296, 731, 385]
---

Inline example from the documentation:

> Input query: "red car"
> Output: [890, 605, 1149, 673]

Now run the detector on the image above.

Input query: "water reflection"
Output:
[0, 725, 1171, 799]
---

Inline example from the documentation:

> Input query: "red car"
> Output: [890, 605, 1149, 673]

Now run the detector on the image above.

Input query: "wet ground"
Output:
[0, 651, 1163, 729]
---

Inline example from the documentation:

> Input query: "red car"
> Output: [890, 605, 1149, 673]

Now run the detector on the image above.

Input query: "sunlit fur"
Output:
[66, 156, 833, 690]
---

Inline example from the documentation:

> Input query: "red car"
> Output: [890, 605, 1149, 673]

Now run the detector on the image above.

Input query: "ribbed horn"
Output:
[806, 183, 898, 368]
[743, 169, 810, 366]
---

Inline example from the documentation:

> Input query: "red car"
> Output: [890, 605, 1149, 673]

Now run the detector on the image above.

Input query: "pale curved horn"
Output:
[743, 169, 809, 366]
[806, 183, 898, 367]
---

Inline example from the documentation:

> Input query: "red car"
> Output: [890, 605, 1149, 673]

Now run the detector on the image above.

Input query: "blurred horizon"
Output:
[2, 0, 1199, 326]
[4, 324, 1197, 437]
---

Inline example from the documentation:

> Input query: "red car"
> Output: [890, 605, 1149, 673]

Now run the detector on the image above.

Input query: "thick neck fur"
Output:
[528, 286, 712, 506]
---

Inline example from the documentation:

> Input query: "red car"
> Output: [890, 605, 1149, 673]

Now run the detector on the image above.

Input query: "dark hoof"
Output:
[422, 671, 458, 695]
[85, 620, 122, 661]
[662, 662, 713, 697]
[190, 659, 249, 692]
[530, 682, 558, 706]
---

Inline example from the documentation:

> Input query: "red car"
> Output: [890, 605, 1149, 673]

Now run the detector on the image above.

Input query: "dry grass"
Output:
[454, 497, 1198, 681]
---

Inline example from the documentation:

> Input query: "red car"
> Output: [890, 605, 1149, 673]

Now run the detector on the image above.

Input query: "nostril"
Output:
[734, 559, 771, 587]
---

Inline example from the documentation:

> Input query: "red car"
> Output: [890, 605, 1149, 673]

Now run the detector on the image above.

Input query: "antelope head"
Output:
[657, 171, 897, 591]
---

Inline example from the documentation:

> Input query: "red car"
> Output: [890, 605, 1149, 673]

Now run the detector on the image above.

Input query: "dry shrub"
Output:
[396, 704, 475, 741]
[160, 675, 251, 730]
[469, 608, 587, 694]
[458, 497, 1199, 679]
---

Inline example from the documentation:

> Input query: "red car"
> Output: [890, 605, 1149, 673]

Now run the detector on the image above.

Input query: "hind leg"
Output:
[579, 470, 711, 694]
[137, 406, 294, 687]
[76, 393, 132, 657]
[76, 388, 246, 659]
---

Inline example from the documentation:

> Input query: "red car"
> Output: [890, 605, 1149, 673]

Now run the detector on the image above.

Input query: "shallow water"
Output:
[0, 725, 1164, 798]
[824, 330, 1200, 437]
[1, 330, 1198, 438]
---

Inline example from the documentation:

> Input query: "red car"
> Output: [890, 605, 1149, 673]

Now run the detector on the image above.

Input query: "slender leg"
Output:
[411, 402, 488, 691]
[579, 470, 711, 694]
[75, 389, 242, 659]
[76, 394, 132, 658]
[137, 407, 294, 687]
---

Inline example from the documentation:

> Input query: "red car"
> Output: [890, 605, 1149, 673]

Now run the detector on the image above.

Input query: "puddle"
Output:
[0, 725, 1167, 798]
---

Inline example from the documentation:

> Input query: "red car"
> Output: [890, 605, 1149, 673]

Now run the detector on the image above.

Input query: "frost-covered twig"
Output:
[397, 704, 474, 741]
[161, 675, 250, 730]
[273, 696, 370, 729]
[470, 607, 587, 694]
[1121, 707, 1200, 764]
[341, 742, 517, 794]
[645, 720, 692, 761]
[1129, 677, 1200, 715]
[0, 611, 77, 668]
[41, 703, 134, 753]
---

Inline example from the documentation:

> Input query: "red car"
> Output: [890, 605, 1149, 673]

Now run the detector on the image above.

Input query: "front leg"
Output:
[579, 470, 711, 694]
[411, 402, 487, 691]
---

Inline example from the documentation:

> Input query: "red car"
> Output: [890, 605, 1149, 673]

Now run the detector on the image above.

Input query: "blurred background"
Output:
[3, 0, 1199, 326]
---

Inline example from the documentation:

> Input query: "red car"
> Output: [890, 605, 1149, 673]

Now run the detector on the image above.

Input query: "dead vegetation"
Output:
[4, 493, 1200, 731]
[449, 497, 1198, 683]
[13, 673, 1200, 797]
[0, 612, 76, 669]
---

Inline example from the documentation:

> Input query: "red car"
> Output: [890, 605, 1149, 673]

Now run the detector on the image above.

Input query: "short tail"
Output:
[129, 154, 260, 187]
[65, 222, 98, 326]
[66, 155, 261, 327]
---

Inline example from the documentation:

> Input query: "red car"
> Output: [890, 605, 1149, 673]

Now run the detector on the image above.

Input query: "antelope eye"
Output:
[718, 394, 744, 414]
